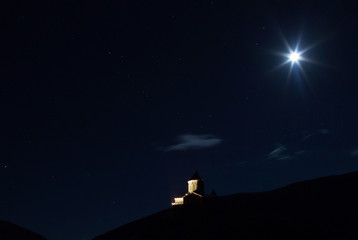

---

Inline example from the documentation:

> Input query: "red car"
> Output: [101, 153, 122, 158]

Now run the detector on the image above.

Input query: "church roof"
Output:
[188, 171, 203, 181]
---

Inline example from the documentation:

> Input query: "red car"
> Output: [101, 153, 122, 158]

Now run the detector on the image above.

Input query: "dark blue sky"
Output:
[2, 1, 358, 239]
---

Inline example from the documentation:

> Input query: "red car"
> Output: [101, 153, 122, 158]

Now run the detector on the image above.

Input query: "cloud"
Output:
[317, 129, 329, 134]
[265, 129, 329, 162]
[351, 149, 358, 157]
[302, 134, 314, 141]
[266, 144, 287, 160]
[266, 144, 303, 161]
[165, 134, 222, 152]
[302, 129, 329, 141]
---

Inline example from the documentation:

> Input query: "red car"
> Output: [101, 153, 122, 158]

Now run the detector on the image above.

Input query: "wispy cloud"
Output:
[266, 144, 307, 161]
[317, 129, 329, 134]
[165, 134, 222, 152]
[351, 149, 358, 157]
[266, 144, 292, 160]
[302, 134, 314, 141]
[302, 129, 329, 141]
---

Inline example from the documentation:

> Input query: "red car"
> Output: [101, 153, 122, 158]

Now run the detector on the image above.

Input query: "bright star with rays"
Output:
[270, 33, 323, 83]
[283, 46, 308, 81]
[288, 50, 301, 63]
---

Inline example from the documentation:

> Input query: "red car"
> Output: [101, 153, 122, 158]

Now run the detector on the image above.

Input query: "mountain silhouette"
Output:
[0, 221, 47, 240]
[93, 171, 358, 240]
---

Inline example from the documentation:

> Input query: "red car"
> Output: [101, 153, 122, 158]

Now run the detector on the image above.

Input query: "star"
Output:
[270, 32, 322, 82]
[288, 51, 301, 63]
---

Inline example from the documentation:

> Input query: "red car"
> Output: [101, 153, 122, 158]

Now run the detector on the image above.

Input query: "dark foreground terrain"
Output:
[2, 171, 358, 239]
[0, 221, 47, 240]
[93, 171, 358, 240]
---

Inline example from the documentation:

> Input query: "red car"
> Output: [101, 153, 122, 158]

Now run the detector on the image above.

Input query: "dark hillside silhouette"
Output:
[93, 171, 358, 240]
[0, 221, 47, 240]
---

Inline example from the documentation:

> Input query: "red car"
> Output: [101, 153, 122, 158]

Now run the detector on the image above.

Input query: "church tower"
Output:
[172, 172, 207, 206]
[187, 172, 204, 196]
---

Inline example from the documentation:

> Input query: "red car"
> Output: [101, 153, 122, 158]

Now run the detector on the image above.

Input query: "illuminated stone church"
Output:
[172, 172, 216, 206]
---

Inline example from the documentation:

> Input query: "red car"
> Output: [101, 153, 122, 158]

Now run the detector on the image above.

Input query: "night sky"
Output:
[2, 1, 358, 240]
